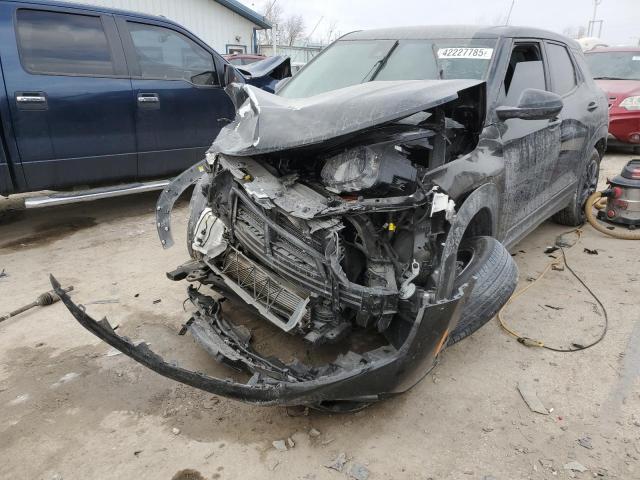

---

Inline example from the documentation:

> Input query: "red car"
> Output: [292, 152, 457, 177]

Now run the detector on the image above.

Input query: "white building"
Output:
[55, 0, 271, 54]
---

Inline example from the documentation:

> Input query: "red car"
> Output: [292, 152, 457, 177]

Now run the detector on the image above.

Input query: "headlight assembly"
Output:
[320, 143, 417, 194]
[620, 96, 640, 111]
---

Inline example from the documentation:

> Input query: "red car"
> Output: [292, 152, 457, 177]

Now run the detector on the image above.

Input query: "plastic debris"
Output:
[517, 380, 549, 415]
[272, 440, 287, 451]
[578, 436, 593, 449]
[325, 452, 348, 472]
[564, 461, 587, 472]
[348, 463, 370, 480]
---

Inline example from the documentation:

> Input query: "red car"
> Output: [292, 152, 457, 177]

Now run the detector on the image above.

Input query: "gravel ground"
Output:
[0, 151, 638, 480]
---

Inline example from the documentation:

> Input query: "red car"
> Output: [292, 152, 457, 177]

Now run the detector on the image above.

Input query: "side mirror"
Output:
[223, 63, 245, 86]
[496, 88, 563, 121]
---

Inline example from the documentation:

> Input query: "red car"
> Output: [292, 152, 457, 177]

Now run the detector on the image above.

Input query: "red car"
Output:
[585, 47, 640, 151]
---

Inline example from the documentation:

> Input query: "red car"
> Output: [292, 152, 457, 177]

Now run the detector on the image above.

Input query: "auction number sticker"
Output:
[437, 47, 494, 59]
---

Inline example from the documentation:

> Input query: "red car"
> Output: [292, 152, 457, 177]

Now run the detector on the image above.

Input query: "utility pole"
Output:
[588, 0, 603, 37]
[272, 23, 277, 56]
[305, 16, 324, 47]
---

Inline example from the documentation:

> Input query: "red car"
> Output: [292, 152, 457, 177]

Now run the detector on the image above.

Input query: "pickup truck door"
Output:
[495, 41, 562, 245]
[116, 16, 235, 178]
[0, 4, 137, 191]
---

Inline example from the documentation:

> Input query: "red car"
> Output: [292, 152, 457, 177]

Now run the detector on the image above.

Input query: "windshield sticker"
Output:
[633, 56, 640, 61]
[437, 48, 493, 59]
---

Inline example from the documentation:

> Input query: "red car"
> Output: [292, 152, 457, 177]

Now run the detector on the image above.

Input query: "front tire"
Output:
[448, 236, 518, 345]
[553, 148, 600, 226]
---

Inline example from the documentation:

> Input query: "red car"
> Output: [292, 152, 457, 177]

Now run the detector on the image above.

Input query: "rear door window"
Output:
[546, 43, 577, 95]
[126, 22, 217, 86]
[16, 9, 115, 76]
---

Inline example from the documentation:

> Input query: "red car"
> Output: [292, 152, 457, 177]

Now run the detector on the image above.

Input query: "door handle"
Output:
[587, 101, 598, 112]
[15, 91, 48, 110]
[137, 93, 159, 103]
[16, 94, 46, 103]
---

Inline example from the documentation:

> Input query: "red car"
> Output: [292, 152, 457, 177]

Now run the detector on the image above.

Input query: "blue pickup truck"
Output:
[0, 0, 287, 206]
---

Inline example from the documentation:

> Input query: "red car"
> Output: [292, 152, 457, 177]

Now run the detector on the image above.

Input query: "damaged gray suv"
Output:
[54, 26, 608, 411]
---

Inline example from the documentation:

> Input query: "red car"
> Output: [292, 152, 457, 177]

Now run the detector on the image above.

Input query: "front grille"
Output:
[226, 187, 397, 316]
[235, 198, 326, 284]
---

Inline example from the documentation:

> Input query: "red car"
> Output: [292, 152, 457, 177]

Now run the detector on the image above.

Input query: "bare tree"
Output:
[323, 19, 340, 45]
[259, 0, 283, 44]
[282, 14, 305, 46]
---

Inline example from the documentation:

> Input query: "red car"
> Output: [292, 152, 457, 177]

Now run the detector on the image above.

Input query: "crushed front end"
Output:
[54, 80, 486, 408]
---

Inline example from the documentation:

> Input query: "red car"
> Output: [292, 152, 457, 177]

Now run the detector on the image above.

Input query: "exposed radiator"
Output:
[208, 246, 310, 332]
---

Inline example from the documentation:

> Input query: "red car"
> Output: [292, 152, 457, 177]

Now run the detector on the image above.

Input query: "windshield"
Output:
[279, 38, 497, 98]
[585, 51, 640, 81]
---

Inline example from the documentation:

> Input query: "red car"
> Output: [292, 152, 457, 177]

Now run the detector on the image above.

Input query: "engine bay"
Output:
[190, 88, 482, 346]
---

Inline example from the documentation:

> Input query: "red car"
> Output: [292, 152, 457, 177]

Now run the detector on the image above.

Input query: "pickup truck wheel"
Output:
[186, 174, 209, 260]
[553, 148, 600, 226]
[447, 236, 518, 346]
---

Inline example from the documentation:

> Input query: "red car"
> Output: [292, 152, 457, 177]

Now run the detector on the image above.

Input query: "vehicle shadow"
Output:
[0, 191, 190, 250]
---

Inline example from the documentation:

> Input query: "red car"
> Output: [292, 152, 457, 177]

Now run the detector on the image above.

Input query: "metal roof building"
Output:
[55, 0, 271, 54]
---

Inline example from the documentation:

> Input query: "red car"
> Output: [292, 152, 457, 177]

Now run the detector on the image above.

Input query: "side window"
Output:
[16, 9, 115, 76]
[127, 22, 217, 86]
[503, 43, 546, 106]
[546, 43, 577, 95]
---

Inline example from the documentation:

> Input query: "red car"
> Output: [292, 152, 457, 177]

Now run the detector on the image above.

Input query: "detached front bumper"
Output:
[50, 275, 466, 408]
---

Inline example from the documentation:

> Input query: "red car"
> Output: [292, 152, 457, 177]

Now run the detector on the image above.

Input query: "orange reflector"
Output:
[434, 328, 449, 357]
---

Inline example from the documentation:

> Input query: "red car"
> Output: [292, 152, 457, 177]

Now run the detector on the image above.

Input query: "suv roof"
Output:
[342, 25, 580, 49]
[586, 46, 640, 53]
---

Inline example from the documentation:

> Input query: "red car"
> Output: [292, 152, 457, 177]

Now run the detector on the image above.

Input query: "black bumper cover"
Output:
[51, 275, 466, 407]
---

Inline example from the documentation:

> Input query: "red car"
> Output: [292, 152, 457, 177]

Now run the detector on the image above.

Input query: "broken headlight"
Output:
[320, 143, 417, 194]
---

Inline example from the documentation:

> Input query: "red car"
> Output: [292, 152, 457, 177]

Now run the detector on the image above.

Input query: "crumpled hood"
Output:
[210, 79, 485, 156]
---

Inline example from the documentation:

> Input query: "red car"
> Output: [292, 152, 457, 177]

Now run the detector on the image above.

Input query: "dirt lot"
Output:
[1, 151, 639, 480]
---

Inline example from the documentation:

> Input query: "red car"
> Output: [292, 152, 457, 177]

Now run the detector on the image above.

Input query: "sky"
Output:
[240, 0, 640, 46]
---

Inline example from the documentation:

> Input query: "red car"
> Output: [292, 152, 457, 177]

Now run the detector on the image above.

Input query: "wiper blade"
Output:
[363, 40, 399, 82]
[593, 76, 628, 80]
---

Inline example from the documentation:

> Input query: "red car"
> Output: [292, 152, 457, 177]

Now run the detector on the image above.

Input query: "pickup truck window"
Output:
[16, 9, 115, 76]
[127, 22, 217, 86]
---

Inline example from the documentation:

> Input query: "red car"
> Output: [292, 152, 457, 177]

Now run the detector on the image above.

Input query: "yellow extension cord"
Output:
[496, 189, 640, 350]
[496, 229, 582, 349]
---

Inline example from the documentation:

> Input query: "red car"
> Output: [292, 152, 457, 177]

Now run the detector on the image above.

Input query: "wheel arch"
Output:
[594, 137, 606, 159]
[435, 182, 500, 300]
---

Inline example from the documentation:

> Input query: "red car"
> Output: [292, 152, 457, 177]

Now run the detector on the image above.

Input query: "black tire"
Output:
[553, 148, 601, 226]
[186, 174, 209, 260]
[448, 236, 518, 345]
